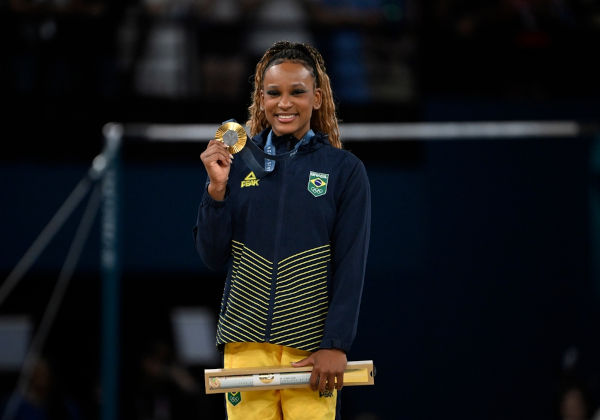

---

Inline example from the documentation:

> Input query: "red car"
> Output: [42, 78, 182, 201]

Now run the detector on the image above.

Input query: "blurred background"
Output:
[1, 0, 600, 419]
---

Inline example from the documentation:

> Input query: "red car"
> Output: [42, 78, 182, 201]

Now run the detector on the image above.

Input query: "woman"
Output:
[195, 41, 370, 419]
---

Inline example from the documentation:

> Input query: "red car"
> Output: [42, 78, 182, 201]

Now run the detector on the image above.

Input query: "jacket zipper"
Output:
[265, 160, 287, 342]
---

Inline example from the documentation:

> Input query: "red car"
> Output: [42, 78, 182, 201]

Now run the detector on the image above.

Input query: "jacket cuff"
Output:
[201, 185, 229, 208]
[319, 338, 350, 353]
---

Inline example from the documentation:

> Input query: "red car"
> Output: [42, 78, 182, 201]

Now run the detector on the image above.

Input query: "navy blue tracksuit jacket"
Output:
[194, 129, 371, 354]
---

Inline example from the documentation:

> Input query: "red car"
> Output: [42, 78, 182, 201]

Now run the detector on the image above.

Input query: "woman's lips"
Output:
[276, 114, 297, 122]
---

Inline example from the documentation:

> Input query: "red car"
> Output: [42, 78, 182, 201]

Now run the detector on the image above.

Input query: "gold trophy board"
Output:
[204, 360, 375, 394]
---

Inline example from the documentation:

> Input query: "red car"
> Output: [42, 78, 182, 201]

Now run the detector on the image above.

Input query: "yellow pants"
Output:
[224, 342, 338, 420]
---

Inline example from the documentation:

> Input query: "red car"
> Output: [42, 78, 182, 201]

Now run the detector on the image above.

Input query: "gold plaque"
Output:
[215, 121, 247, 154]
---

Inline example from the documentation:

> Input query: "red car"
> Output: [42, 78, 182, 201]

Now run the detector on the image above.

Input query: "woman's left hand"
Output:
[292, 349, 347, 392]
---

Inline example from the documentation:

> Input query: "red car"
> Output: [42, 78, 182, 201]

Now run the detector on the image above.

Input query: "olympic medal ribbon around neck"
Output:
[218, 119, 306, 179]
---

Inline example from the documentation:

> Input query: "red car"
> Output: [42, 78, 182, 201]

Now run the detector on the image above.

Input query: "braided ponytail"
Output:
[246, 41, 342, 149]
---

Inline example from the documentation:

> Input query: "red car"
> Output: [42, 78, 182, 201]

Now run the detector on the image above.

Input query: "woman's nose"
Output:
[278, 94, 292, 108]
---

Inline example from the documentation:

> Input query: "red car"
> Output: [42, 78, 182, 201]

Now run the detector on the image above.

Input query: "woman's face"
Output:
[261, 60, 322, 140]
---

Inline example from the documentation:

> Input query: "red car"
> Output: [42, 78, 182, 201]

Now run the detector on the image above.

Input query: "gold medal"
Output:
[215, 121, 247, 154]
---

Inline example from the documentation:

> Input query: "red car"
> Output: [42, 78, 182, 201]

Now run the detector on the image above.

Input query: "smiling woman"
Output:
[261, 61, 322, 140]
[247, 41, 342, 150]
[195, 41, 371, 420]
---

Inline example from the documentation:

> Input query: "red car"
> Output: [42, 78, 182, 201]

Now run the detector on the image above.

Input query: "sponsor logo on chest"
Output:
[241, 171, 259, 188]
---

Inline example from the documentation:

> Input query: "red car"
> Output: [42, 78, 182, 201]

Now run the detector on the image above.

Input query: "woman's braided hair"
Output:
[246, 41, 342, 149]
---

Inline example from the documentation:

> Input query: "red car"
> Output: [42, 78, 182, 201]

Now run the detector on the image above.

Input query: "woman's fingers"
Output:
[201, 140, 232, 167]
[335, 372, 344, 390]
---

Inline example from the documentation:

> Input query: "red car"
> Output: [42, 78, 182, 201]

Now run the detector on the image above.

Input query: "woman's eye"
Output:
[292, 89, 306, 95]
[267, 90, 279, 96]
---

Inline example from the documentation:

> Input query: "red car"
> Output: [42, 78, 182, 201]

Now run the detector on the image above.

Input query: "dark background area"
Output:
[1, 1, 600, 419]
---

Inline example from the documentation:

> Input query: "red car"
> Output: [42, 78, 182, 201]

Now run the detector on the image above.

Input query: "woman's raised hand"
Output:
[200, 140, 233, 201]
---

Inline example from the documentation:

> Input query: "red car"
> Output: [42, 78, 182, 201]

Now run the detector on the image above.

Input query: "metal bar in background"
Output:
[0, 176, 93, 309]
[100, 123, 123, 420]
[0, 187, 102, 420]
[121, 121, 581, 143]
[339, 121, 580, 140]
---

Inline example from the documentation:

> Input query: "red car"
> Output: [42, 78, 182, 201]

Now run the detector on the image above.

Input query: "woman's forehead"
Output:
[263, 61, 315, 84]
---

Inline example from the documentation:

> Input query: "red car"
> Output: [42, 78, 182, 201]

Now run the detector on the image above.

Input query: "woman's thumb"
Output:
[291, 356, 313, 367]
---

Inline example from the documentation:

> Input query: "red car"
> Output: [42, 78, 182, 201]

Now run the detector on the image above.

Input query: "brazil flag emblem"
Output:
[227, 392, 241, 406]
[308, 171, 329, 197]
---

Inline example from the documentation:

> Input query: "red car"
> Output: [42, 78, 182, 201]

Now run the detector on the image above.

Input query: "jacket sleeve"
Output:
[320, 158, 371, 353]
[193, 177, 232, 271]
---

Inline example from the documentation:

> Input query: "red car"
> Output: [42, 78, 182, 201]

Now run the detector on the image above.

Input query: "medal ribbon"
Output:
[264, 129, 314, 172]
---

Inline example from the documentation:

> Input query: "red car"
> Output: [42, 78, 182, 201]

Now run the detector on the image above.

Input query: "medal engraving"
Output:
[215, 122, 247, 154]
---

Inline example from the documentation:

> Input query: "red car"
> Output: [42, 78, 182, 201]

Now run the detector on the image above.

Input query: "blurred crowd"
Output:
[2, 0, 598, 116]
[0, 0, 414, 111]
[556, 345, 600, 420]
[419, 0, 600, 98]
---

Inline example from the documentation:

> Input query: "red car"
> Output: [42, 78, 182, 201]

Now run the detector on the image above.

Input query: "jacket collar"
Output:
[254, 128, 329, 153]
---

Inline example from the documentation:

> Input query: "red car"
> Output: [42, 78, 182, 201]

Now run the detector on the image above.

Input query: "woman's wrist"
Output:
[207, 182, 227, 201]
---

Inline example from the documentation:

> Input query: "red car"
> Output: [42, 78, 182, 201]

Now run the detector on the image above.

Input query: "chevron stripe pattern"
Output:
[270, 244, 331, 351]
[216, 241, 331, 352]
[217, 240, 272, 344]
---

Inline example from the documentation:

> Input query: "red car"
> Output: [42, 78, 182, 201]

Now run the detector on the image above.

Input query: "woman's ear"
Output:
[313, 88, 322, 110]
